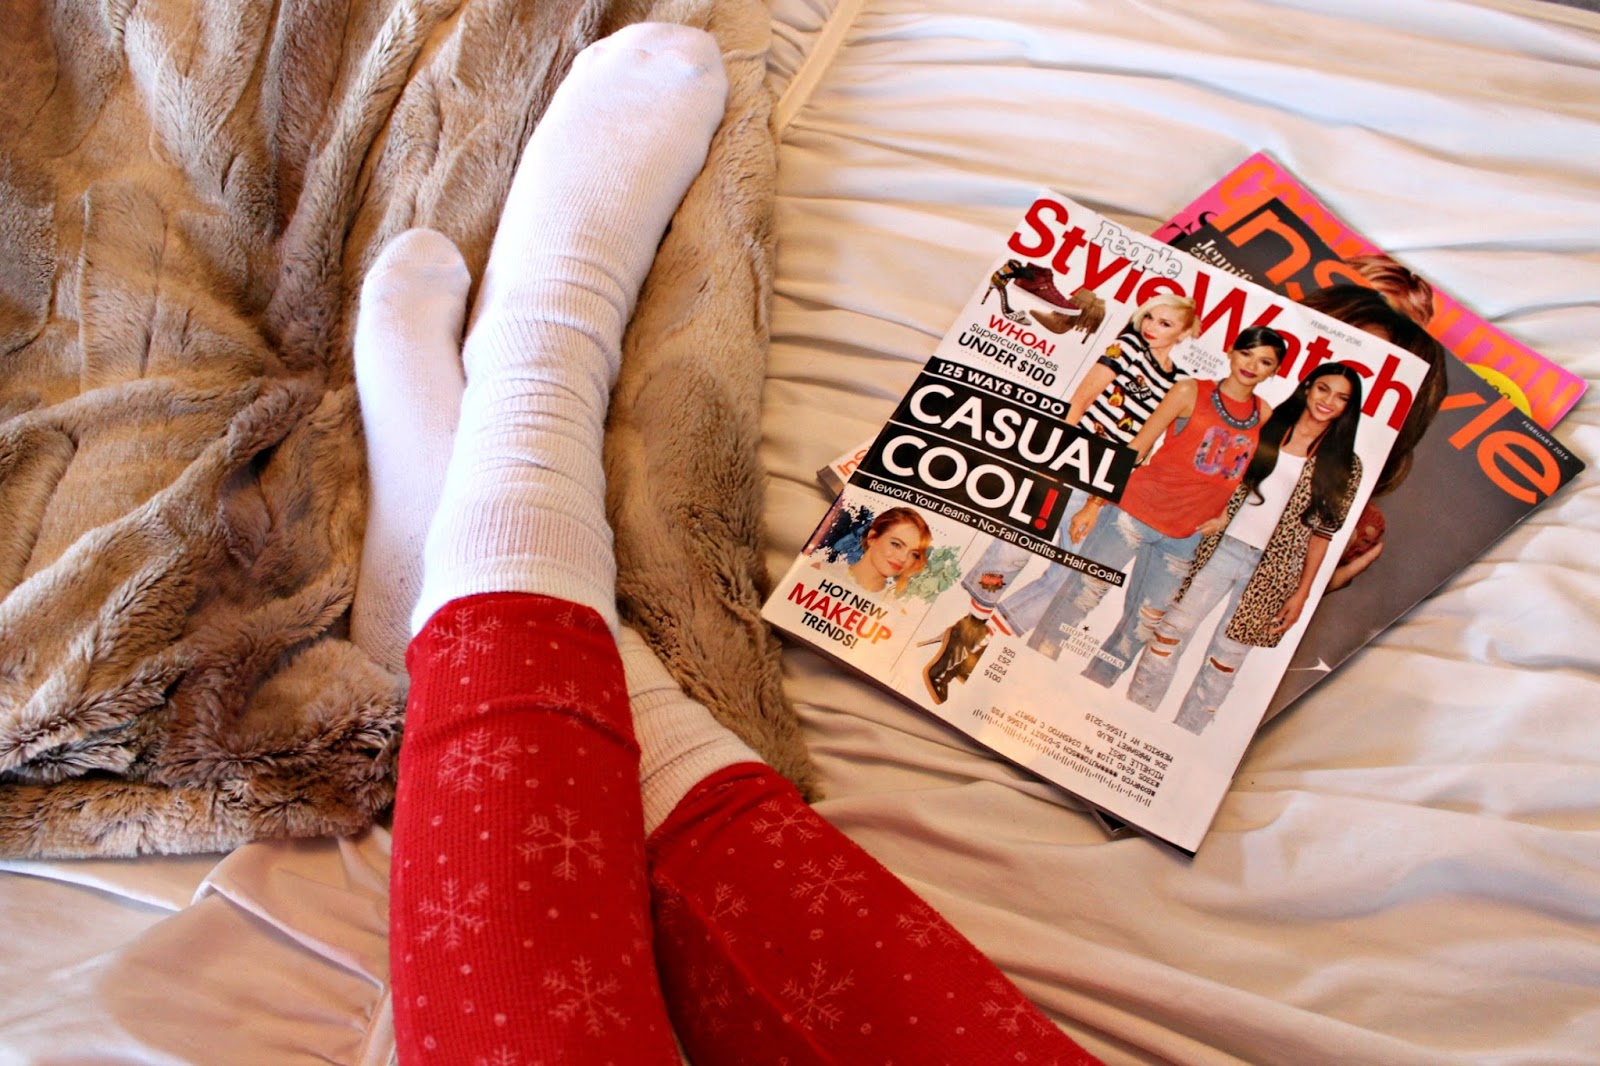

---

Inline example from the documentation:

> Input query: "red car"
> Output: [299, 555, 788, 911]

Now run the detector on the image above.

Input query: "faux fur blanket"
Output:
[0, 0, 811, 858]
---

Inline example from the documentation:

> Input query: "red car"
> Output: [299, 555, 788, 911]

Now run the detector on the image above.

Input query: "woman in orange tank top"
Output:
[1028, 327, 1286, 689]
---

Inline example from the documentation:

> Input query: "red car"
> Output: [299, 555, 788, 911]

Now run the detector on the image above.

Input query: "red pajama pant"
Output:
[390, 593, 1099, 1065]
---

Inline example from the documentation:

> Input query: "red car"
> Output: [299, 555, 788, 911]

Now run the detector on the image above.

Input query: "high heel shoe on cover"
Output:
[922, 614, 991, 705]
[980, 260, 1025, 320]
[1005, 260, 1075, 309]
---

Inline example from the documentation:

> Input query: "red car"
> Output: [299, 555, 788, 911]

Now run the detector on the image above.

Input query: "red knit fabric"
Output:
[648, 763, 1102, 1066]
[390, 593, 679, 1065]
[391, 592, 1101, 1066]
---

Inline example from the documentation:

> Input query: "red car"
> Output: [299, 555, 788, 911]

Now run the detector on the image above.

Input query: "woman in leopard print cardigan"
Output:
[1124, 362, 1366, 734]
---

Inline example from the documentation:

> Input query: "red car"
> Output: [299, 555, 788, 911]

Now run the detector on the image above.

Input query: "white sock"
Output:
[618, 627, 761, 835]
[413, 23, 729, 634]
[352, 229, 470, 673]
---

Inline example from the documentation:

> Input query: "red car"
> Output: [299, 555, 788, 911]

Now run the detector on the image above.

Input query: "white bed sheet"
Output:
[2, 2, 1597, 1064]
[762, 0, 1600, 1062]
[0, 834, 394, 1064]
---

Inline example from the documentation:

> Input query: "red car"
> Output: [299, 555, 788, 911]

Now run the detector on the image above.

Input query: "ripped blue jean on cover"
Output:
[1024, 506, 1201, 687]
[1126, 534, 1261, 730]
[959, 489, 1089, 624]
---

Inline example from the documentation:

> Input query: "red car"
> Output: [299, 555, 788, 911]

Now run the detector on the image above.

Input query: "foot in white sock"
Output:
[352, 228, 470, 674]
[618, 626, 761, 835]
[415, 23, 730, 634]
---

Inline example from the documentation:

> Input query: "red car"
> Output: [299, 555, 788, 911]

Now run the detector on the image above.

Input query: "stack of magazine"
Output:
[764, 155, 1584, 854]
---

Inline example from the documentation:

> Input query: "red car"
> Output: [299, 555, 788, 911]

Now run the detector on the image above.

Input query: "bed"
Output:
[3, 0, 1598, 1062]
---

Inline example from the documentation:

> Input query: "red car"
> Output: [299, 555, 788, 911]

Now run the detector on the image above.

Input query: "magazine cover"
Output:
[1158, 151, 1587, 429]
[1159, 191, 1587, 716]
[819, 166, 1588, 724]
[764, 192, 1432, 852]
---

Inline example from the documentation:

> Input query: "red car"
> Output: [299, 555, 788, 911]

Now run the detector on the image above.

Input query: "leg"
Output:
[370, 22, 731, 1066]
[921, 537, 1036, 705]
[365, 24, 1097, 1065]
[919, 482, 1056, 703]
[622, 560, 1102, 1063]
[394, 594, 681, 1063]
[993, 488, 1089, 637]
[947, 491, 1099, 678]
[921, 608, 994, 704]
[1081, 519, 1201, 689]
[1079, 555, 1154, 686]
[1025, 569, 1102, 660]
[1173, 626, 1254, 734]
[645, 763, 1101, 1065]
[960, 536, 1035, 608]
[1125, 536, 1258, 711]
[413, 22, 729, 634]
[351, 230, 470, 674]
[1025, 505, 1136, 660]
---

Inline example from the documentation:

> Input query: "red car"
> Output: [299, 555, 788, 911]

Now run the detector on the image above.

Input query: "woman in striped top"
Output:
[1073, 294, 1198, 443]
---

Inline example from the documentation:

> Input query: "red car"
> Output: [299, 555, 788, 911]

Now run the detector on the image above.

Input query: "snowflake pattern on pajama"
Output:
[390, 592, 1101, 1066]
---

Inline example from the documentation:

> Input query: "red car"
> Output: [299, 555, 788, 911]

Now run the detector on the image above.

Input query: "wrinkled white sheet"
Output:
[3, 2, 1597, 1063]
[0, 834, 394, 1064]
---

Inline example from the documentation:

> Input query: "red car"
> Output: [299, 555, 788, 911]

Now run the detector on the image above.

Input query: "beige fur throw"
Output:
[0, 0, 813, 858]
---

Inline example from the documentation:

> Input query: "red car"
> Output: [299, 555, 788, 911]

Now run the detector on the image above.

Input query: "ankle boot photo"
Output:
[922, 614, 990, 704]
